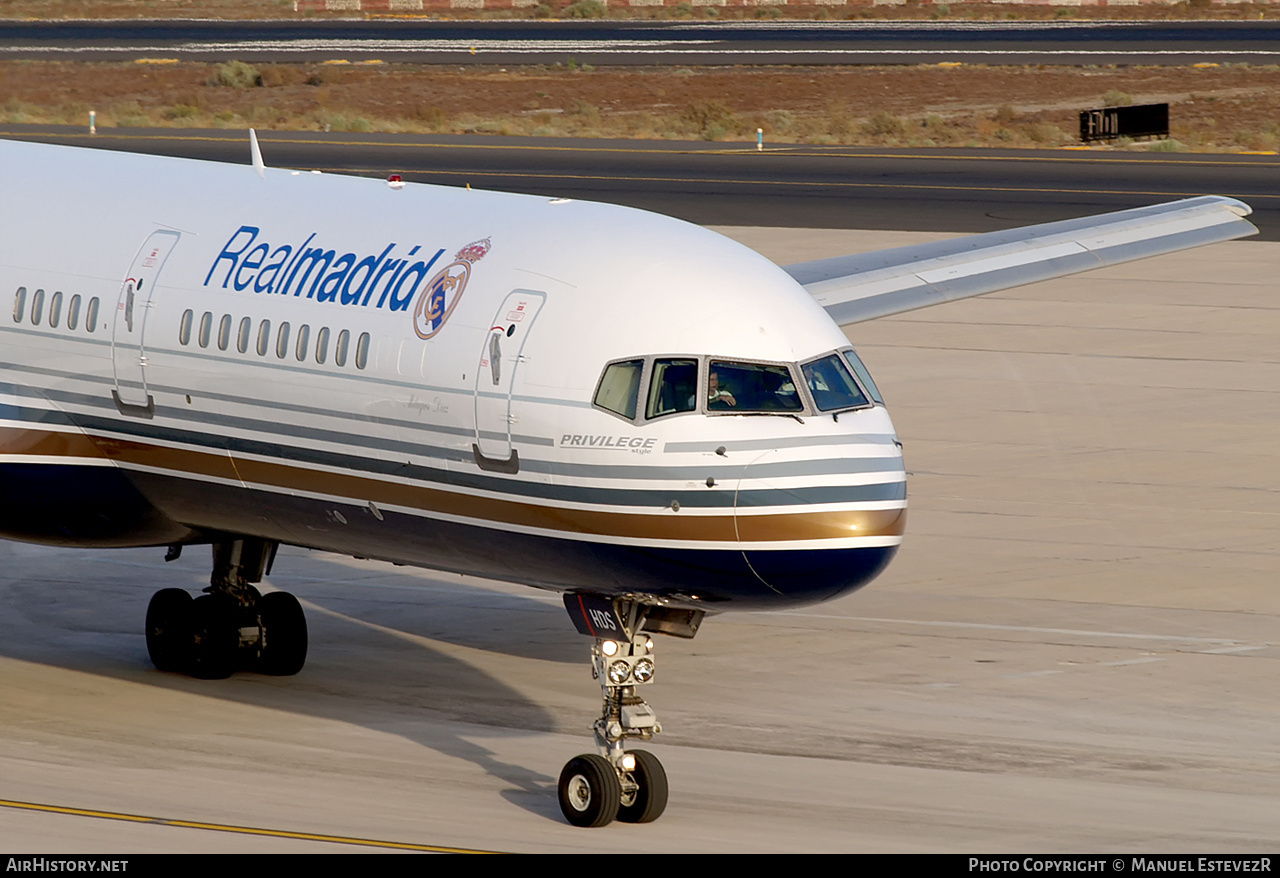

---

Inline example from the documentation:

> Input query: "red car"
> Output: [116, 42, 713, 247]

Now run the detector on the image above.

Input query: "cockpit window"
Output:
[842, 348, 884, 405]
[595, 359, 643, 420]
[706, 361, 802, 414]
[646, 358, 699, 419]
[803, 354, 870, 412]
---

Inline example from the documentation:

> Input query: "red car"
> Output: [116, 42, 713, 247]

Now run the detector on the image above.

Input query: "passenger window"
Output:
[335, 329, 350, 367]
[355, 332, 370, 370]
[842, 349, 883, 405]
[86, 297, 99, 332]
[256, 319, 271, 357]
[276, 321, 291, 359]
[198, 312, 213, 348]
[179, 309, 193, 345]
[67, 294, 81, 331]
[707, 361, 802, 414]
[218, 314, 232, 351]
[595, 359, 643, 420]
[12, 287, 26, 323]
[646, 358, 698, 419]
[802, 354, 869, 412]
[315, 326, 330, 364]
[49, 291, 63, 328]
[31, 289, 44, 326]
[237, 316, 251, 353]
[295, 324, 310, 362]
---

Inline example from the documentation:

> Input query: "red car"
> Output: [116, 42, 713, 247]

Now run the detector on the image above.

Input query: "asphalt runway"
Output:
[4, 19, 1280, 65]
[1, 225, 1276, 852]
[5, 126, 1280, 240]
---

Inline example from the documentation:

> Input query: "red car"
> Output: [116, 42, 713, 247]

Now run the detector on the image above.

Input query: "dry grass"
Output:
[4, 60, 1280, 153]
[1, 0, 1277, 20]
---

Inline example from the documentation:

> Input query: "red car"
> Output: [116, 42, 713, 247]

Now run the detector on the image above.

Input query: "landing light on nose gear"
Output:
[559, 594, 702, 827]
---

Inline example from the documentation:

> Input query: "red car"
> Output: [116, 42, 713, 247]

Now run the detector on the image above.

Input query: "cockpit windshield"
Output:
[594, 359, 643, 419]
[802, 353, 870, 412]
[706, 360, 802, 414]
[842, 348, 883, 405]
[594, 352, 875, 424]
[646, 358, 699, 419]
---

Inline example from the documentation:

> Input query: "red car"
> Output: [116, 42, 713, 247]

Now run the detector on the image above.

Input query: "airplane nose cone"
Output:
[734, 447, 903, 604]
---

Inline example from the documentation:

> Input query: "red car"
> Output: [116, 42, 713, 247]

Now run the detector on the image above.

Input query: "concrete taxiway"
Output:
[7, 129, 1280, 241]
[0, 230, 1276, 852]
[5, 19, 1280, 67]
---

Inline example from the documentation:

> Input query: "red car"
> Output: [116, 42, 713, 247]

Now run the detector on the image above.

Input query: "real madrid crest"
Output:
[413, 237, 491, 340]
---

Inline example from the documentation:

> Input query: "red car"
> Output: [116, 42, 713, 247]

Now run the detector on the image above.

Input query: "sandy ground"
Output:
[0, 230, 1275, 852]
[5, 60, 1280, 152]
[2, 0, 1277, 21]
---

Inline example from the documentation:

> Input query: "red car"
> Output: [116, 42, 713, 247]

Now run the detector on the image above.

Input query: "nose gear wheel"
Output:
[616, 749, 668, 824]
[558, 755, 622, 828]
[557, 596, 675, 827]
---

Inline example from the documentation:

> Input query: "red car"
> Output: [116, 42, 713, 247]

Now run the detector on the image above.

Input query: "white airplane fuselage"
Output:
[0, 140, 906, 610]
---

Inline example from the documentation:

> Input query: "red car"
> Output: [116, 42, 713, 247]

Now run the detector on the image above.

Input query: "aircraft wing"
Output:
[785, 196, 1258, 327]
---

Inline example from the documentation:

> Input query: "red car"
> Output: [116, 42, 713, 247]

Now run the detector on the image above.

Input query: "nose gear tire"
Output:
[558, 755, 622, 828]
[616, 749, 668, 824]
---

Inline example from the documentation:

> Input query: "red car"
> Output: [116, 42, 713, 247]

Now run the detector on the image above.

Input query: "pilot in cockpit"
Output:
[706, 370, 737, 409]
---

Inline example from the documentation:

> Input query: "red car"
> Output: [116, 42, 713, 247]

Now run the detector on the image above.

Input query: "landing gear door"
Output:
[112, 229, 180, 415]
[474, 289, 546, 468]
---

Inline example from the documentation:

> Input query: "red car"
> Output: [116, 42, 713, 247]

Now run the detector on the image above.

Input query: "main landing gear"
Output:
[144, 538, 308, 680]
[557, 595, 703, 828]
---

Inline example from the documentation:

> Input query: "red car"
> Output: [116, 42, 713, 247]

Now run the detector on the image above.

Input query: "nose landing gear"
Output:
[558, 595, 701, 827]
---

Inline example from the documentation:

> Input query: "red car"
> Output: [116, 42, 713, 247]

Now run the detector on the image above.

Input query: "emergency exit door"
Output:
[112, 230, 180, 414]
[473, 289, 546, 469]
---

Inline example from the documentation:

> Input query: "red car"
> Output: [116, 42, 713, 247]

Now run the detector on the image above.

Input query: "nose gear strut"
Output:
[558, 594, 702, 827]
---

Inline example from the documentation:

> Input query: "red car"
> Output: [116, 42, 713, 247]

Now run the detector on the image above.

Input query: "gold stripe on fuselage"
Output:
[0, 426, 907, 545]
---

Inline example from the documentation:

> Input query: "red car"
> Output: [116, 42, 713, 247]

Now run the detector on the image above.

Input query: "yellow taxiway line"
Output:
[0, 797, 496, 853]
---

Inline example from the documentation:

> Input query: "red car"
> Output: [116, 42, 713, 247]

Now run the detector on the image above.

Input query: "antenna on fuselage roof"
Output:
[249, 128, 265, 179]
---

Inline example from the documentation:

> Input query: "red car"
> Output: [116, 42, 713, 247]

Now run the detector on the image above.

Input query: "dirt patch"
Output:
[4, 60, 1280, 152]
[2, 0, 1277, 21]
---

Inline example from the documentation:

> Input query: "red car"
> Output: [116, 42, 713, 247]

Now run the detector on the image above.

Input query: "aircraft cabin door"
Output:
[112, 229, 181, 416]
[473, 289, 546, 471]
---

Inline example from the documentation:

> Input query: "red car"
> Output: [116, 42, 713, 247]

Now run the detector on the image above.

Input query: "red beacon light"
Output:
[387, 174, 405, 191]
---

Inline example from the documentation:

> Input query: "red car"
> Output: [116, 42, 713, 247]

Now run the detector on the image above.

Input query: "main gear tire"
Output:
[189, 593, 238, 680]
[258, 591, 308, 676]
[145, 588, 193, 673]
